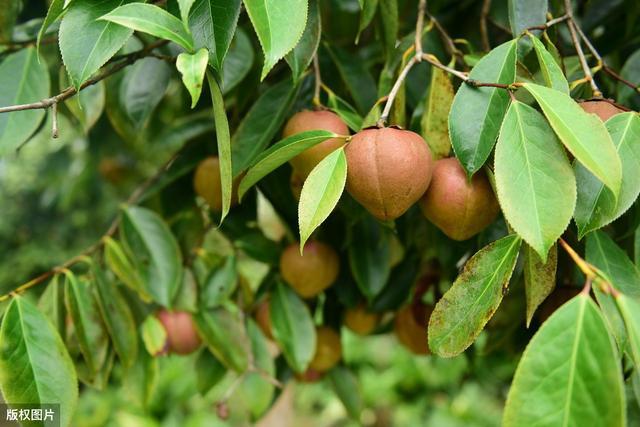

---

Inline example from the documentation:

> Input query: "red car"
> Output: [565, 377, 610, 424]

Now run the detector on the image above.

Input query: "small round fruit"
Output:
[579, 100, 625, 121]
[394, 304, 432, 355]
[296, 368, 324, 383]
[309, 326, 342, 372]
[255, 299, 273, 340]
[280, 241, 340, 298]
[345, 127, 433, 221]
[193, 157, 238, 212]
[343, 304, 380, 335]
[156, 309, 202, 355]
[283, 110, 349, 177]
[419, 157, 499, 240]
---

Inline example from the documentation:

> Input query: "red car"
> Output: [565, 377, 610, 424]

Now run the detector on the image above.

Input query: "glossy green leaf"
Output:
[356, 0, 378, 42]
[100, 3, 194, 51]
[141, 315, 168, 357]
[421, 67, 454, 160]
[503, 294, 625, 427]
[177, 0, 196, 25]
[529, 34, 569, 93]
[201, 255, 238, 307]
[379, 0, 398, 57]
[327, 366, 363, 420]
[195, 307, 250, 372]
[327, 91, 364, 131]
[523, 83, 622, 199]
[615, 294, 640, 370]
[231, 78, 300, 175]
[298, 147, 347, 249]
[495, 101, 576, 261]
[0, 0, 19, 42]
[37, 0, 67, 55]
[237, 319, 275, 419]
[524, 243, 557, 327]
[508, 0, 547, 36]
[574, 113, 640, 238]
[38, 275, 66, 339]
[189, 0, 242, 70]
[177, 48, 208, 108]
[270, 282, 316, 373]
[285, 0, 320, 84]
[60, 0, 135, 89]
[221, 28, 254, 93]
[449, 40, 517, 176]
[348, 215, 392, 300]
[0, 48, 50, 155]
[326, 45, 378, 114]
[60, 69, 105, 133]
[207, 72, 233, 223]
[64, 272, 109, 376]
[195, 350, 227, 395]
[0, 297, 78, 427]
[122, 206, 183, 307]
[618, 49, 640, 108]
[428, 234, 521, 357]
[238, 130, 341, 200]
[244, 0, 308, 80]
[92, 265, 138, 369]
[103, 236, 150, 301]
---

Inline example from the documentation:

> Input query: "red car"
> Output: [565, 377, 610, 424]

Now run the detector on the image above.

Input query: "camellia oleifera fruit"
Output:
[343, 304, 380, 335]
[193, 156, 239, 212]
[308, 326, 342, 372]
[394, 304, 432, 355]
[279, 241, 339, 298]
[345, 127, 433, 221]
[283, 110, 349, 177]
[579, 100, 625, 121]
[156, 309, 202, 355]
[419, 157, 499, 240]
[254, 299, 273, 340]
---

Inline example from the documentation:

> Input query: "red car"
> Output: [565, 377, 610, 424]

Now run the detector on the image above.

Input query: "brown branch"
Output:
[415, 0, 427, 56]
[0, 40, 169, 115]
[312, 54, 322, 107]
[480, 0, 492, 52]
[378, 55, 417, 126]
[525, 14, 569, 32]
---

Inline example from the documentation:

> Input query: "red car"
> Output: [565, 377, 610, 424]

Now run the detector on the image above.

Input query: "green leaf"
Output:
[356, 0, 378, 43]
[522, 83, 622, 199]
[91, 265, 138, 369]
[421, 67, 454, 160]
[428, 234, 522, 357]
[618, 50, 640, 108]
[141, 315, 168, 357]
[103, 236, 150, 301]
[60, 0, 135, 89]
[177, 0, 196, 25]
[100, 3, 195, 51]
[379, 0, 398, 57]
[0, 297, 78, 427]
[327, 91, 364, 131]
[194, 307, 250, 372]
[244, 0, 309, 80]
[238, 130, 341, 200]
[37, 0, 67, 55]
[508, 0, 547, 36]
[231, 78, 300, 175]
[0, 48, 50, 155]
[615, 294, 640, 370]
[574, 113, 640, 238]
[449, 40, 517, 176]
[0, 0, 20, 42]
[348, 216, 392, 300]
[201, 255, 238, 307]
[38, 275, 66, 339]
[503, 294, 625, 427]
[285, 0, 320, 84]
[270, 282, 316, 373]
[177, 48, 209, 108]
[221, 27, 254, 93]
[495, 101, 576, 261]
[207, 72, 233, 223]
[64, 272, 109, 376]
[529, 34, 569, 93]
[189, 0, 242, 70]
[60, 69, 105, 133]
[327, 366, 363, 419]
[298, 147, 347, 248]
[122, 206, 183, 307]
[326, 45, 378, 114]
[195, 350, 227, 395]
[524, 243, 557, 327]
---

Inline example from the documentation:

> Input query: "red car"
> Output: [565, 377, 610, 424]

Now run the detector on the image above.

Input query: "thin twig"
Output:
[312, 54, 322, 107]
[428, 16, 464, 66]
[378, 56, 417, 126]
[415, 0, 427, 57]
[420, 53, 469, 81]
[480, 0, 492, 52]
[525, 14, 569, 32]
[559, 238, 596, 279]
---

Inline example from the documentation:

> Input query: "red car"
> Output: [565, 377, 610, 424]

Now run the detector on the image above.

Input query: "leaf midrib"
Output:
[561, 296, 586, 427]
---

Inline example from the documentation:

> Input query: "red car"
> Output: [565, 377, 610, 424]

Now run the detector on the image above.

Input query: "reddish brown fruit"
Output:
[283, 110, 349, 177]
[279, 241, 339, 298]
[343, 304, 380, 335]
[255, 299, 273, 340]
[419, 157, 499, 240]
[295, 368, 324, 383]
[156, 309, 202, 355]
[308, 326, 342, 372]
[394, 304, 432, 355]
[579, 100, 625, 121]
[345, 128, 433, 221]
[193, 157, 239, 212]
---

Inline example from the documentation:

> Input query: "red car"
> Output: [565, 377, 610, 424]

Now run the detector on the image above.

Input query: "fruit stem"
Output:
[312, 54, 323, 107]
